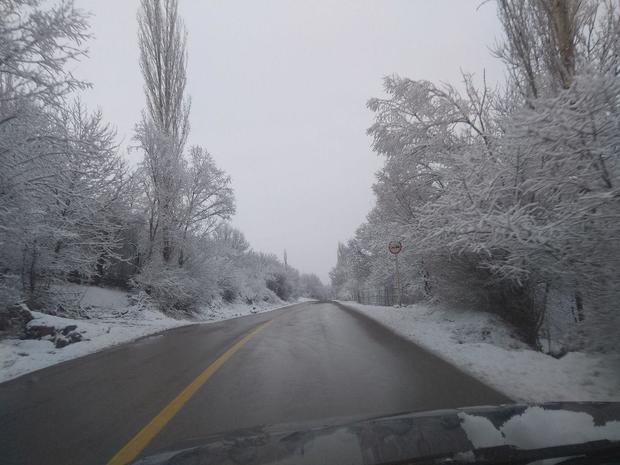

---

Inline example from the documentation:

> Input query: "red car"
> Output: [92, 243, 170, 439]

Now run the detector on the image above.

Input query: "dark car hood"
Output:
[132, 402, 620, 465]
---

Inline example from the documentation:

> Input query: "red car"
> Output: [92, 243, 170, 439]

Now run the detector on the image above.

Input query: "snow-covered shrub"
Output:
[130, 263, 203, 314]
[266, 271, 293, 301]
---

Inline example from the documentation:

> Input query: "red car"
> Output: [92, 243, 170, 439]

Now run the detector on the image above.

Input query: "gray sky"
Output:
[75, 0, 506, 283]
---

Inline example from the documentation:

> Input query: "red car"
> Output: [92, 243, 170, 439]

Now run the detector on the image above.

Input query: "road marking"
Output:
[106, 320, 273, 465]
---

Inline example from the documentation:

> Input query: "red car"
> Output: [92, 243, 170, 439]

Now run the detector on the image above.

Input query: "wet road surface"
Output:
[0, 301, 510, 465]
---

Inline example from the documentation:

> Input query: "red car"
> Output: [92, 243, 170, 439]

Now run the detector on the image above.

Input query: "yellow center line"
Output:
[106, 320, 273, 465]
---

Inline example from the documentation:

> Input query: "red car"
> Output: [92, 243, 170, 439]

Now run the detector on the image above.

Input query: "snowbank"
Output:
[0, 287, 191, 383]
[195, 297, 306, 322]
[0, 285, 302, 384]
[339, 301, 620, 403]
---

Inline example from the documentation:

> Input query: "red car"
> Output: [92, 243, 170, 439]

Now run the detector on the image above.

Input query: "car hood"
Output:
[132, 402, 620, 465]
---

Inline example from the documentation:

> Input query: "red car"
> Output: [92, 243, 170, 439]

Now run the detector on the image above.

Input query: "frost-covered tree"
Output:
[496, 0, 619, 99]
[0, 0, 131, 308]
[0, 0, 90, 108]
[136, 0, 190, 263]
[48, 102, 130, 281]
[137, 0, 190, 152]
[332, 0, 620, 351]
[177, 146, 235, 265]
[132, 0, 238, 311]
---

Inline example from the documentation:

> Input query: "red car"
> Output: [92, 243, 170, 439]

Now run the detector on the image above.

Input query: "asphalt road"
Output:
[0, 301, 511, 465]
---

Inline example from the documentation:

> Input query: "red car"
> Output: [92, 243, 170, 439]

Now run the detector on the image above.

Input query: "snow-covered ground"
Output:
[340, 301, 620, 403]
[0, 285, 301, 384]
[196, 296, 314, 323]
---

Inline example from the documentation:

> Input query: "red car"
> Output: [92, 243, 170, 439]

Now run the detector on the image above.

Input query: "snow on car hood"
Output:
[459, 405, 620, 450]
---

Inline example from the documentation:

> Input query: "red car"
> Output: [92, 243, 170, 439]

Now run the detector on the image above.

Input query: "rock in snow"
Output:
[22, 322, 83, 349]
[0, 304, 33, 338]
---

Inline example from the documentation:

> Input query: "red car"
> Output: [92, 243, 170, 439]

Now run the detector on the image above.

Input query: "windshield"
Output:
[1, 1, 619, 465]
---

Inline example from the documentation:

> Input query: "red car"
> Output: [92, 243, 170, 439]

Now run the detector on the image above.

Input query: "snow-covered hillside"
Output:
[340, 301, 620, 403]
[0, 285, 299, 384]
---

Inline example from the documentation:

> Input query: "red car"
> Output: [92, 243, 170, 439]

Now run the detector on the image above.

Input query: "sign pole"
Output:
[388, 240, 403, 307]
[395, 253, 401, 306]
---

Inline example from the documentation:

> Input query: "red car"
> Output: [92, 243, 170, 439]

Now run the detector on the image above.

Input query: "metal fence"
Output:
[353, 286, 415, 307]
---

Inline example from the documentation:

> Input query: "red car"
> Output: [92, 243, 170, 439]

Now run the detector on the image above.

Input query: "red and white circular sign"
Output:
[388, 241, 402, 255]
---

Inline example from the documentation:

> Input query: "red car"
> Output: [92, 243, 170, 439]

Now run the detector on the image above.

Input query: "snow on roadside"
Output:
[0, 285, 304, 384]
[195, 297, 311, 322]
[0, 288, 191, 384]
[339, 301, 620, 403]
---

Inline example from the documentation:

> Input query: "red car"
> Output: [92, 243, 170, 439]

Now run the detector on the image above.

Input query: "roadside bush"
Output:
[130, 263, 203, 314]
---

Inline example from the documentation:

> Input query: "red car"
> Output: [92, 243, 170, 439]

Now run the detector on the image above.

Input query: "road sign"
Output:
[388, 241, 402, 255]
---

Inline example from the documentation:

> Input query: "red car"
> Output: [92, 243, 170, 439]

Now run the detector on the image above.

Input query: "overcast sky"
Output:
[75, 0, 506, 283]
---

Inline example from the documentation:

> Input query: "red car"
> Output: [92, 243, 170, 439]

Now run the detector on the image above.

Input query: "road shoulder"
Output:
[336, 300, 620, 403]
